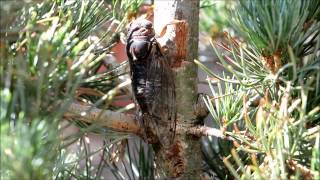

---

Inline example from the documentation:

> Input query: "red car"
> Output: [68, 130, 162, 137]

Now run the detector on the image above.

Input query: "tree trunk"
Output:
[154, 1, 201, 179]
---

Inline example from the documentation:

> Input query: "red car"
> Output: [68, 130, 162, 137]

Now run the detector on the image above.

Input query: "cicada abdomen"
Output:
[126, 18, 177, 147]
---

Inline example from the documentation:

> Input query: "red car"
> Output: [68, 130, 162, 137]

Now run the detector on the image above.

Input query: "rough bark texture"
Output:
[154, 0, 201, 179]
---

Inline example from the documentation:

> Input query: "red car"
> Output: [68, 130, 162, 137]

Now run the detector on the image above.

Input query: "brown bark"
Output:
[65, 102, 140, 134]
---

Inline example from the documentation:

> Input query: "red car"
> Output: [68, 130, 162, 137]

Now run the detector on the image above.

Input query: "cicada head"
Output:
[127, 18, 155, 41]
[126, 18, 156, 61]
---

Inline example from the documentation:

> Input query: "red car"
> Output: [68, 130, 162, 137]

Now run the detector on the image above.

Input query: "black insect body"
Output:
[126, 19, 177, 147]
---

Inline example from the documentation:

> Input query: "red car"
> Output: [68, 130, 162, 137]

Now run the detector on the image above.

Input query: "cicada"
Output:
[126, 18, 177, 147]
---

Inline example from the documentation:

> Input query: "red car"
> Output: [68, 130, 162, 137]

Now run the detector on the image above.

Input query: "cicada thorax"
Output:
[126, 19, 177, 147]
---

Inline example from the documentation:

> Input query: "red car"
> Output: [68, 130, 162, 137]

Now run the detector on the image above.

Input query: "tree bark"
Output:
[64, 102, 140, 134]
[154, 0, 201, 179]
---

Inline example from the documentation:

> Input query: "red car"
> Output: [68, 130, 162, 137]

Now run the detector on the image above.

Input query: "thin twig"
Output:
[179, 125, 234, 140]
[65, 102, 140, 135]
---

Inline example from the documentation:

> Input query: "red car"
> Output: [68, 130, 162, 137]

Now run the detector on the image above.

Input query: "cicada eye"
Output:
[132, 40, 151, 59]
[144, 21, 153, 29]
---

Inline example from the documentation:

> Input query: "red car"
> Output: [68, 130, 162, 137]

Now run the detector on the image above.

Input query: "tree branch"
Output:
[64, 102, 231, 142]
[64, 102, 141, 135]
[181, 125, 234, 141]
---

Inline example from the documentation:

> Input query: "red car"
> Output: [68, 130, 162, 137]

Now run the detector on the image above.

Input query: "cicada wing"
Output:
[145, 43, 177, 146]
